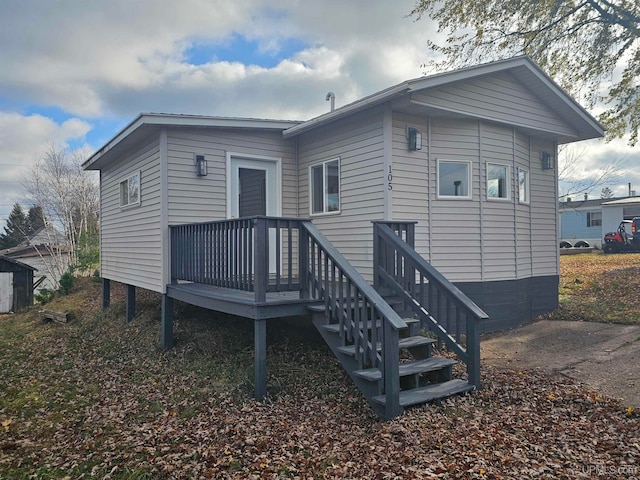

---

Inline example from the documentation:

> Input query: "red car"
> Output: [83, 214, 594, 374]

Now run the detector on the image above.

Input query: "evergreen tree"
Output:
[0, 203, 28, 249]
[601, 187, 614, 199]
[26, 205, 46, 236]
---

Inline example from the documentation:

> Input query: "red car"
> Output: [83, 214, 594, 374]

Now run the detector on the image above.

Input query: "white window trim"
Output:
[486, 162, 511, 201]
[119, 171, 141, 209]
[518, 168, 530, 205]
[309, 157, 341, 216]
[436, 159, 472, 200]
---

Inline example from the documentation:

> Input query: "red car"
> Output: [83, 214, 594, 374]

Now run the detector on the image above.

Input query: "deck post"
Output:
[254, 319, 267, 400]
[254, 217, 267, 303]
[299, 224, 309, 299]
[126, 284, 136, 323]
[161, 295, 174, 350]
[102, 278, 111, 310]
[383, 321, 402, 419]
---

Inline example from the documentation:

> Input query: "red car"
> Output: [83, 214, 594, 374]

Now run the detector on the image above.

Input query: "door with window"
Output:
[228, 155, 281, 272]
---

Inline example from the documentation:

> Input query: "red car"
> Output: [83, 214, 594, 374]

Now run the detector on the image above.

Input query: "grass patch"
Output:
[549, 251, 640, 324]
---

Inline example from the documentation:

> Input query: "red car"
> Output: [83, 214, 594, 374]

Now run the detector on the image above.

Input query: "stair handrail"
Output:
[374, 222, 488, 388]
[301, 221, 406, 418]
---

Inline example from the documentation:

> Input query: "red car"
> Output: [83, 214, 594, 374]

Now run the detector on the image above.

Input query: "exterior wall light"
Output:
[408, 127, 422, 151]
[195, 154, 207, 176]
[540, 151, 554, 170]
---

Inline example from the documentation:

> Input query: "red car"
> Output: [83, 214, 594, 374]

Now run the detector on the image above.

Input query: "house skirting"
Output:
[454, 275, 559, 334]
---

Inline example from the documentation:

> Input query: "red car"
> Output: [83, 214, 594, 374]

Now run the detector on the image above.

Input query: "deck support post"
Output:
[161, 295, 174, 350]
[126, 284, 136, 323]
[102, 278, 111, 310]
[254, 319, 267, 401]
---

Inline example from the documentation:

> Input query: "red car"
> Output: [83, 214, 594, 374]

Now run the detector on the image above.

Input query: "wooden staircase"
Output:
[308, 301, 474, 418]
[299, 220, 488, 420]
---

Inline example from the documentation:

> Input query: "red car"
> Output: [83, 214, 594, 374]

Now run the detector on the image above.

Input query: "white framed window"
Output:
[310, 158, 340, 215]
[487, 163, 510, 200]
[119, 171, 140, 208]
[437, 159, 472, 199]
[587, 211, 602, 227]
[518, 168, 530, 204]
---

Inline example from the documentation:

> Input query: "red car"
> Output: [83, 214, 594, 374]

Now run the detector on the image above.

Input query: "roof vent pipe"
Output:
[325, 91, 335, 111]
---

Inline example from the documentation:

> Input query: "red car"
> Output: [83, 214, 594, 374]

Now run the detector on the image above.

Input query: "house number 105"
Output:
[387, 166, 393, 190]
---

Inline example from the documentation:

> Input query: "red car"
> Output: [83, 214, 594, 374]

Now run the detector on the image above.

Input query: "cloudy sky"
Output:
[0, 0, 638, 230]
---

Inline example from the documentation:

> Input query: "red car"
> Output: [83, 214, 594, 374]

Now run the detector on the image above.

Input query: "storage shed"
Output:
[0, 255, 36, 313]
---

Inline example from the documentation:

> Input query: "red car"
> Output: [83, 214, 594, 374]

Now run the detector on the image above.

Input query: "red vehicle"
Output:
[603, 218, 640, 254]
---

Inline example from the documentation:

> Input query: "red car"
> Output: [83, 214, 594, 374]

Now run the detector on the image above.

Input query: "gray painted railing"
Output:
[373, 221, 488, 388]
[170, 217, 302, 302]
[300, 221, 407, 418]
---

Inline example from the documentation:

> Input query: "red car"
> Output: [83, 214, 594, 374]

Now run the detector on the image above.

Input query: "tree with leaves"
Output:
[0, 203, 28, 249]
[601, 186, 615, 199]
[410, 0, 640, 145]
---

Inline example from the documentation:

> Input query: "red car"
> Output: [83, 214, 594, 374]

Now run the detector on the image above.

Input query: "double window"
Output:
[120, 171, 140, 208]
[310, 158, 340, 214]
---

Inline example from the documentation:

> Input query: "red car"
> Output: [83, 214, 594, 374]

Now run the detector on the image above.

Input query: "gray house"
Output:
[84, 56, 603, 418]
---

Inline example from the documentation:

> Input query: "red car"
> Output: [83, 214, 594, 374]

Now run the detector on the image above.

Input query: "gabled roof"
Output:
[0, 255, 37, 271]
[283, 56, 604, 143]
[83, 114, 301, 170]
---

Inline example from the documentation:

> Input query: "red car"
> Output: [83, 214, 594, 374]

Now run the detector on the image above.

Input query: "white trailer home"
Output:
[84, 56, 603, 418]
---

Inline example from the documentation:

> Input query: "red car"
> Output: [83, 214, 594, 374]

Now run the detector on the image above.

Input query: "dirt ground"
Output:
[481, 319, 640, 409]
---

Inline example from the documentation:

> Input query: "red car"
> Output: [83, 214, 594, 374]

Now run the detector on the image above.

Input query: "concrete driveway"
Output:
[481, 319, 640, 409]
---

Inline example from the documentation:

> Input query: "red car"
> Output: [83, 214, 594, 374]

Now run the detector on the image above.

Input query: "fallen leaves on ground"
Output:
[551, 252, 640, 324]
[0, 279, 638, 479]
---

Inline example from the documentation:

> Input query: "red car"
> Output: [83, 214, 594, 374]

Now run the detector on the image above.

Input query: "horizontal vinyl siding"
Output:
[167, 128, 297, 224]
[515, 132, 533, 278]
[411, 71, 576, 137]
[530, 138, 559, 277]
[391, 112, 430, 261]
[298, 109, 385, 281]
[101, 136, 163, 292]
[429, 118, 482, 282]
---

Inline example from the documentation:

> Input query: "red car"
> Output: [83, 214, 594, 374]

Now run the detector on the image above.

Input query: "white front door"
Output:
[227, 154, 282, 272]
[0, 272, 13, 313]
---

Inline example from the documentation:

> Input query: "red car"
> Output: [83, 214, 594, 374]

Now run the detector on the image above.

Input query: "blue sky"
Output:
[0, 0, 638, 230]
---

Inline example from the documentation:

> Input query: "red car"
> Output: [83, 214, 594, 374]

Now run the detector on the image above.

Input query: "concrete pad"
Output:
[481, 319, 640, 409]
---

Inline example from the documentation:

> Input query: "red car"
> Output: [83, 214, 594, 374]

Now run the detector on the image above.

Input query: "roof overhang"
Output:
[83, 114, 301, 171]
[283, 56, 604, 143]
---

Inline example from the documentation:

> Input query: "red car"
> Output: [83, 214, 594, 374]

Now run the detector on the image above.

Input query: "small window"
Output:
[120, 171, 140, 208]
[310, 158, 340, 214]
[487, 163, 510, 200]
[518, 169, 530, 204]
[437, 160, 472, 199]
[587, 211, 602, 227]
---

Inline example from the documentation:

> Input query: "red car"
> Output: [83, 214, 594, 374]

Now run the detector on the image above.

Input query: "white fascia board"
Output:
[83, 113, 301, 170]
[282, 83, 412, 138]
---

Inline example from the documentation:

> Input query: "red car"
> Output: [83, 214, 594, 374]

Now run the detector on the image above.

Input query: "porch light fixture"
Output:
[195, 154, 208, 176]
[540, 151, 554, 170]
[408, 127, 422, 151]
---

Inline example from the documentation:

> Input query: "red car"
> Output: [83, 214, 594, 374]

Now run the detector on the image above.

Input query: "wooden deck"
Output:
[167, 282, 316, 319]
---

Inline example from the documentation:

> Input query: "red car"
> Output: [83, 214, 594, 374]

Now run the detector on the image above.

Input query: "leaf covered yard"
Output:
[1, 263, 639, 479]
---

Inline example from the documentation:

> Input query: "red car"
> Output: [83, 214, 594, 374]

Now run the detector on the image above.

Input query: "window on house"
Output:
[437, 160, 471, 199]
[120, 172, 140, 208]
[518, 169, 529, 204]
[310, 158, 340, 214]
[587, 211, 602, 227]
[487, 163, 510, 200]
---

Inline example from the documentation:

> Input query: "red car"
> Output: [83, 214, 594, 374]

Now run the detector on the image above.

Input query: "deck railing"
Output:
[300, 221, 407, 418]
[373, 221, 488, 388]
[170, 217, 303, 302]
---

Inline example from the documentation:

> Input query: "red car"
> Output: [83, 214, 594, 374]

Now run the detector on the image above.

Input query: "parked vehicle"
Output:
[603, 218, 640, 254]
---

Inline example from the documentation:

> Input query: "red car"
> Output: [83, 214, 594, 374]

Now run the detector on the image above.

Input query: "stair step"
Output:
[307, 297, 405, 313]
[372, 379, 474, 407]
[353, 357, 457, 382]
[320, 317, 419, 334]
[336, 335, 436, 357]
